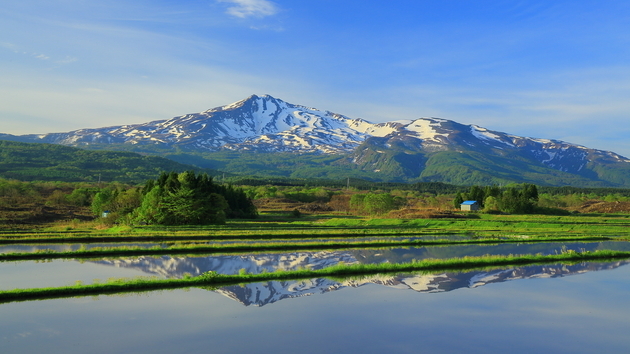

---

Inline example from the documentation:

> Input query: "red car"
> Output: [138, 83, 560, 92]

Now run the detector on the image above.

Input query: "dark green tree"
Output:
[468, 185, 485, 206]
[133, 171, 256, 225]
[498, 183, 539, 214]
[91, 190, 114, 216]
[453, 193, 465, 209]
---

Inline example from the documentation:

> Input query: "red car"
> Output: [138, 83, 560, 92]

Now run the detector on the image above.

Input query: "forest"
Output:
[2, 172, 630, 229]
[0, 140, 217, 183]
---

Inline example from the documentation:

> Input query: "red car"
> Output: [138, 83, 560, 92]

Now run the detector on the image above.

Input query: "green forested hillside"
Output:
[163, 151, 389, 181]
[5, 138, 629, 188]
[417, 151, 612, 187]
[163, 150, 630, 187]
[0, 140, 216, 183]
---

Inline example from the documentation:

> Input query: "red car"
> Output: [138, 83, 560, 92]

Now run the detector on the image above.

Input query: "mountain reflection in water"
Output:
[215, 261, 630, 306]
[91, 243, 630, 306]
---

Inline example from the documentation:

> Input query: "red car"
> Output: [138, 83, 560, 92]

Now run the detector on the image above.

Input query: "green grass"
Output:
[0, 235, 615, 261]
[1, 249, 629, 303]
[2, 213, 629, 244]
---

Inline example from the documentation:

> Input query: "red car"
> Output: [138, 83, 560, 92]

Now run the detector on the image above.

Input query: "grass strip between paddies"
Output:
[0, 231, 448, 244]
[0, 235, 612, 261]
[2, 249, 630, 303]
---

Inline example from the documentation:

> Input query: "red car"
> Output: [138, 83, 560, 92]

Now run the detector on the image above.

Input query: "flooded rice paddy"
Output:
[2, 240, 630, 290]
[2, 261, 630, 353]
[0, 234, 468, 254]
[3, 239, 630, 353]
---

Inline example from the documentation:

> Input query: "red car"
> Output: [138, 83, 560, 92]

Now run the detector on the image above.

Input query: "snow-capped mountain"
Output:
[92, 249, 630, 306]
[6, 94, 630, 186]
[21, 94, 627, 160]
[25, 95, 378, 154]
[346, 117, 630, 185]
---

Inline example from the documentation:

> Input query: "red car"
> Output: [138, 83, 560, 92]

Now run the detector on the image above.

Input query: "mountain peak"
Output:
[211, 94, 277, 112]
[9, 94, 630, 186]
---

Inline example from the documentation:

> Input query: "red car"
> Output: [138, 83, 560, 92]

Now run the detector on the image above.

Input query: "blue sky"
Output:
[1, 0, 629, 157]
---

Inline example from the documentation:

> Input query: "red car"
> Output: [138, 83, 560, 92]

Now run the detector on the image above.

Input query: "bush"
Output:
[350, 193, 400, 216]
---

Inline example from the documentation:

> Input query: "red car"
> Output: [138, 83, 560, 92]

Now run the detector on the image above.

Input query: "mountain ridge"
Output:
[3, 94, 630, 187]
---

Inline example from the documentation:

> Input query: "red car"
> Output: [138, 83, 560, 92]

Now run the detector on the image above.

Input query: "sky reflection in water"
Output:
[2, 241, 630, 291]
[1, 262, 630, 353]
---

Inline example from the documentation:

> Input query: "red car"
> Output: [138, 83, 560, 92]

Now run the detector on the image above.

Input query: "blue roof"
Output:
[461, 200, 478, 205]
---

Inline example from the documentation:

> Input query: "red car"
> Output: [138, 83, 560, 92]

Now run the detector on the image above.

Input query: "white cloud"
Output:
[217, 0, 279, 19]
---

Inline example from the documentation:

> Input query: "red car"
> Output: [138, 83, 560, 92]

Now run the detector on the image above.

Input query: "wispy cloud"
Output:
[0, 42, 18, 52]
[217, 0, 279, 19]
[56, 56, 78, 65]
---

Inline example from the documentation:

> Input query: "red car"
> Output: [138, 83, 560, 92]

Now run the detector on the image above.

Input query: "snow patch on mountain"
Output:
[541, 150, 557, 164]
[470, 125, 515, 147]
[403, 119, 450, 141]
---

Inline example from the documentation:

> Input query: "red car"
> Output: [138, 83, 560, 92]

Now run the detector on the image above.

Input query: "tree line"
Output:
[453, 184, 540, 213]
[2, 175, 630, 227]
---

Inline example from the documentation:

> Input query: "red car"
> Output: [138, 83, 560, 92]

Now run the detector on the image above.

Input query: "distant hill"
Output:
[3, 94, 630, 187]
[0, 140, 217, 183]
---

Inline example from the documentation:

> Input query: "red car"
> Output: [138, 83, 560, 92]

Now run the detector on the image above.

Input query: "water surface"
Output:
[2, 241, 630, 290]
[1, 261, 630, 353]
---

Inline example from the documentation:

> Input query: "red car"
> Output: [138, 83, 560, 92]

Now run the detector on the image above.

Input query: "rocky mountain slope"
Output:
[4, 94, 630, 186]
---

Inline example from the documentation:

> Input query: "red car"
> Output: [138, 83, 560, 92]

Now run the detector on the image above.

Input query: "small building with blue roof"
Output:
[460, 200, 479, 211]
